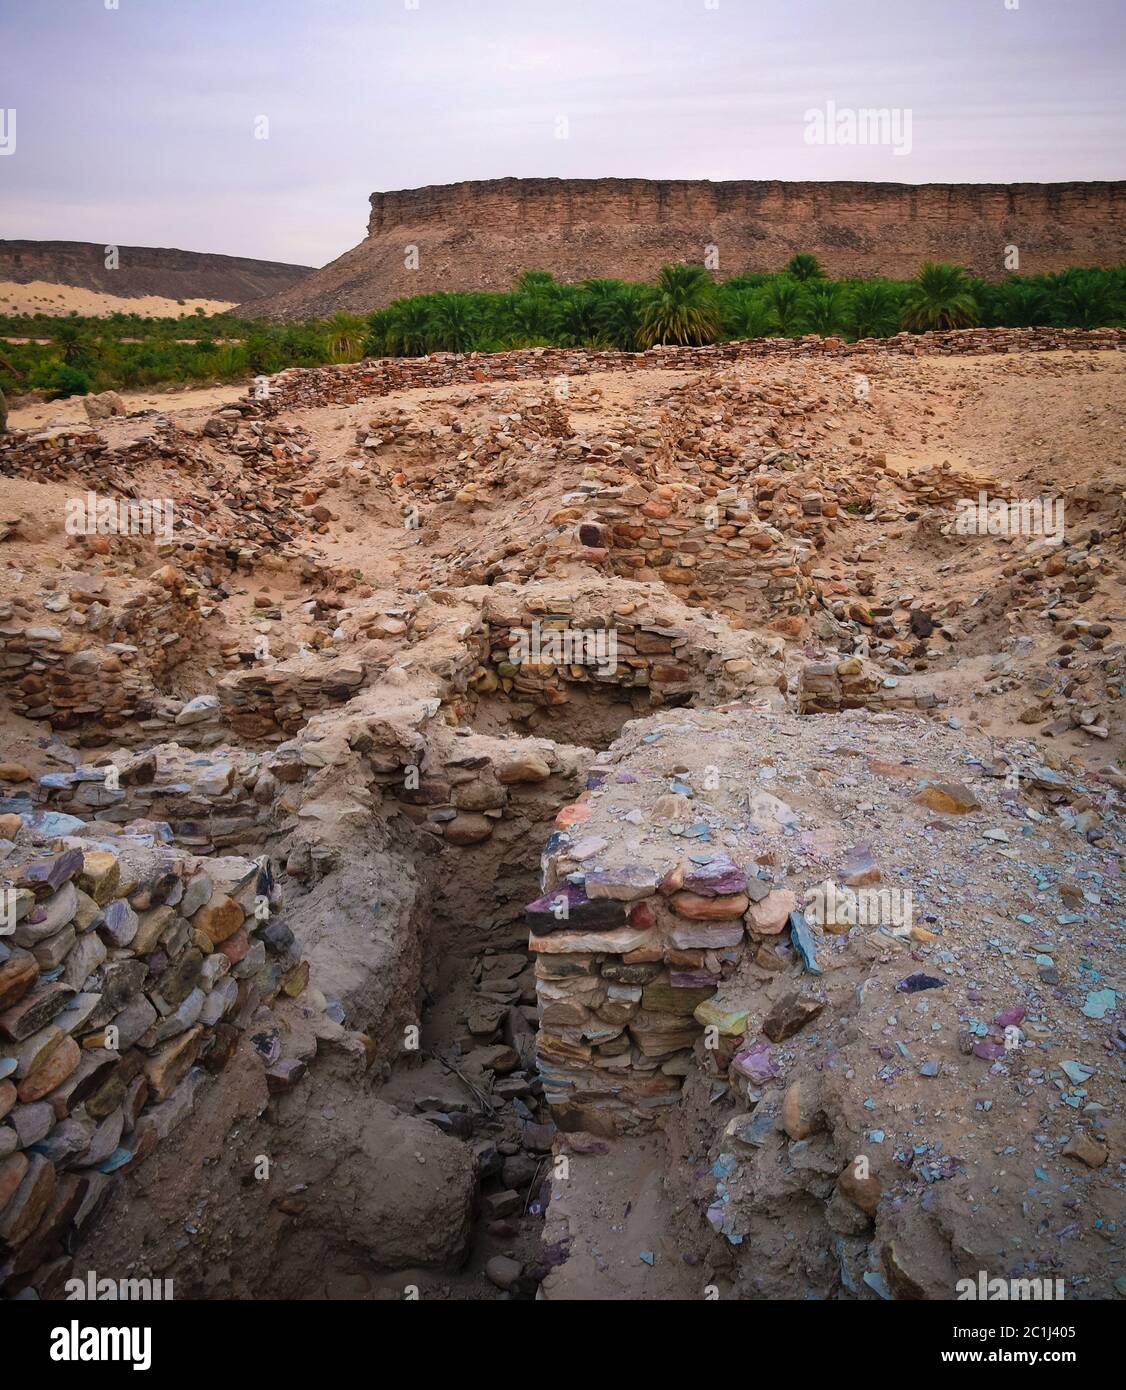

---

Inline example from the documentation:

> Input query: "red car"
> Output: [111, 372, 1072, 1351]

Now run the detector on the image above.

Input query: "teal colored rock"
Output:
[788, 911, 821, 975]
[98, 1147, 133, 1174]
[1082, 989, 1118, 1019]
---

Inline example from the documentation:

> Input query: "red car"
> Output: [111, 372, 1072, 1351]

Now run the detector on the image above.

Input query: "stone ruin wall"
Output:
[0, 821, 373, 1299]
[247, 327, 1126, 414]
[3, 326, 1124, 1290]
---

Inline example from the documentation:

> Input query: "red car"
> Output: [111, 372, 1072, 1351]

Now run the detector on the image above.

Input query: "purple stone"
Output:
[20, 847, 84, 894]
[993, 1005, 1026, 1028]
[733, 1043, 778, 1086]
[670, 970, 720, 989]
[682, 853, 745, 898]
[524, 882, 624, 933]
[896, 972, 946, 993]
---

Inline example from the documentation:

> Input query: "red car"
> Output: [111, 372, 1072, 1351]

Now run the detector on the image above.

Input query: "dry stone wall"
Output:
[242, 328, 1125, 415]
[0, 813, 365, 1299]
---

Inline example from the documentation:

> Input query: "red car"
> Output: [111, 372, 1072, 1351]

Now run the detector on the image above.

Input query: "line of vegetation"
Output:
[1, 257, 1122, 404]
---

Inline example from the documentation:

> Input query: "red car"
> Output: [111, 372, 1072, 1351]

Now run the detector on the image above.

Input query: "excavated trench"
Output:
[465, 684, 696, 753]
[44, 651, 782, 1301]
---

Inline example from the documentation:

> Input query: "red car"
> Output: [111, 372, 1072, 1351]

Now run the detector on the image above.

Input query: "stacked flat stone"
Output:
[0, 569, 203, 736]
[25, 744, 274, 853]
[217, 655, 367, 740]
[0, 814, 326, 1298]
[530, 821, 804, 1135]
[558, 482, 813, 623]
[470, 586, 781, 719]
[798, 655, 941, 715]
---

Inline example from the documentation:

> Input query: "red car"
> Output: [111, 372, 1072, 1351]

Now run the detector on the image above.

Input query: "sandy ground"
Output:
[6, 379, 247, 428]
[0, 279, 233, 317]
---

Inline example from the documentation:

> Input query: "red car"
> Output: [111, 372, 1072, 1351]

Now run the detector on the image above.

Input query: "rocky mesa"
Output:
[237, 177, 1126, 319]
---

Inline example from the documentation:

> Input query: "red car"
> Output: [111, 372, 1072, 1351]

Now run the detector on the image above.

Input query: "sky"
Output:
[1, 0, 1123, 268]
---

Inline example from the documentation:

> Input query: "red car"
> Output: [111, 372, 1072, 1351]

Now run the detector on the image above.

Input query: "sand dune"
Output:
[0, 279, 234, 317]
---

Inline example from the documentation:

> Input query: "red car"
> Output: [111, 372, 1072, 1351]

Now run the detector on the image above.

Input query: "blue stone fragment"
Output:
[98, 1148, 133, 1174]
[787, 911, 821, 975]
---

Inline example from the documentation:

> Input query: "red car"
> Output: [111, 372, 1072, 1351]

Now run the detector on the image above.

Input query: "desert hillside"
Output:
[237, 177, 1126, 318]
[0, 240, 314, 315]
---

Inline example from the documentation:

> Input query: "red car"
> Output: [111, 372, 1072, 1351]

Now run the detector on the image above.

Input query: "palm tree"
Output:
[765, 277, 805, 336]
[806, 281, 845, 336]
[901, 262, 979, 331]
[364, 308, 396, 357]
[1050, 268, 1118, 329]
[505, 292, 562, 345]
[785, 252, 825, 282]
[722, 290, 770, 341]
[52, 320, 94, 368]
[324, 311, 367, 361]
[387, 297, 432, 355]
[585, 280, 645, 350]
[993, 278, 1053, 328]
[428, 294, 478, 352]
[558, 288, 601, 346]
[637, 263, 720, 347]
[514, 270, 560, 296]
[847, 281, 901, 339]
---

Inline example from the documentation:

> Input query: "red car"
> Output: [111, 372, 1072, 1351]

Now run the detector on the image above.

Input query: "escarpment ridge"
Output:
[238, 177, 1126, 318]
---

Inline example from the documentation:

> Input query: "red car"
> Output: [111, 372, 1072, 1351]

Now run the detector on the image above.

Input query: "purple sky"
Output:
[1, 0, 1123, 267]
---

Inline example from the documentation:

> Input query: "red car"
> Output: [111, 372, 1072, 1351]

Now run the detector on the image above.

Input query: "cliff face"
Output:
[238, 177, 1126, 319]
[0, 240, 313, 304]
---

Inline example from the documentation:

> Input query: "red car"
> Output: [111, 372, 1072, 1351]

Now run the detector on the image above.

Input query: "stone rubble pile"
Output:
[459, 583, 786, 726]
[234, 327, 1126, 417]
[530, 704, 1124, 1298]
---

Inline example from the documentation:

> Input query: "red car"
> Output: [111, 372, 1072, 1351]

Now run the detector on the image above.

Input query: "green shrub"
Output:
[33, 362, 92, 398]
